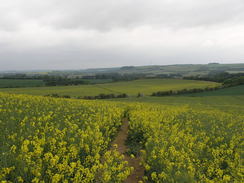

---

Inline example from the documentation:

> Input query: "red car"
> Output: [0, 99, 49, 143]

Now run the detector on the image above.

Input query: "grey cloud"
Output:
[0, 0, 244, 70]
[1, 0, 244, 31]
[39, 0, 244, 30]
[34, 0, 244, 30]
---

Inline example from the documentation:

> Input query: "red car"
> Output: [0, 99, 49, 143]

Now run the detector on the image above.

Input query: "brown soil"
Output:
[111, 118, 145, 183]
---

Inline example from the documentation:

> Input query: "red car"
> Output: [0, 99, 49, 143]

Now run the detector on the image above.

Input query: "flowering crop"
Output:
[0, 93, 132, 182]
[1, 92, 243, 182]
[128, 104, 243, 182]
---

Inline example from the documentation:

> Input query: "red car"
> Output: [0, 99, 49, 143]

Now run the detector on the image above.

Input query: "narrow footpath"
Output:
[111, 118, 144, 183]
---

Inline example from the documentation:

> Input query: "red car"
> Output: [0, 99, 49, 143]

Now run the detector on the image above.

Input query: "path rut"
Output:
[111, 118, 144, 183]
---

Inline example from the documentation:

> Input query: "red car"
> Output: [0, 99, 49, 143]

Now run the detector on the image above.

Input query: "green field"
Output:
[110, 84, 244, 112]
[112, 95, 244, 112]
[0, 79, 45, 88]
[0, 79, 219, 97]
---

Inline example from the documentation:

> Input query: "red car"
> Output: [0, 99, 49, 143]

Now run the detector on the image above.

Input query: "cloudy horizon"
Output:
[0, 0, 244, 71]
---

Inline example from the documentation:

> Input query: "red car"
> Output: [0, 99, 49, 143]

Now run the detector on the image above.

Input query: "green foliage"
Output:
[184, 71, 244, 86]
[223, 76, 244, 87]
[151, 86, 220, 96]
[83, 93, 128, 100]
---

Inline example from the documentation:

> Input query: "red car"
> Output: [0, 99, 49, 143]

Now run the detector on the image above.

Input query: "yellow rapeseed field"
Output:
[0, 93, 243, 182]
[128, 104, 243, 182]
[0, 93, 132, 182]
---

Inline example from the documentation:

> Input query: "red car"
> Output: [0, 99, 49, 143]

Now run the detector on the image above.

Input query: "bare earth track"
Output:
[111, 119, 144, 183]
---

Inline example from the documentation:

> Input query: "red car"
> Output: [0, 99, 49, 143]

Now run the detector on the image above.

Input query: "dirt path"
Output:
[111, 118, 144, 183]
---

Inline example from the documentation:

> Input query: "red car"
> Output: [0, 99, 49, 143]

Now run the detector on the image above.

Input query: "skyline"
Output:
[1, 62, 244, 72]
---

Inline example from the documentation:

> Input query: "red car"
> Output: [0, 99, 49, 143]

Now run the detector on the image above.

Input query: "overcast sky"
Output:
[0, 0, 244, 70]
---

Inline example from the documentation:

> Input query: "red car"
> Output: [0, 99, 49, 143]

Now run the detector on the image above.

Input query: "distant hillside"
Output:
[1, 63, 244, 78]
[72, 63, 244, 77]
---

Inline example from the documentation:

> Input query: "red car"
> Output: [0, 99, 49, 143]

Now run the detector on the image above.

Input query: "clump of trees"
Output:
[137, 93, 144, 98]
[83, 73, 146, 82]
[151, 87, 221, 97]
[223, 76, 244, 87]
[44, 78, 89, 86]
[83, 93, 128, 100]
[44, 93, 71, 98]
[44, 93, 128, 100]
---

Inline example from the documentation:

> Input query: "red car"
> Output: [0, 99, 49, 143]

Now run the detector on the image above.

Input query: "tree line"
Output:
[184, 72, 244, 86]
[44, 93, 128, 100]
[151, 86, 221, 97]
[83, 93, 128, 99]
[1, 73, 147, 86]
